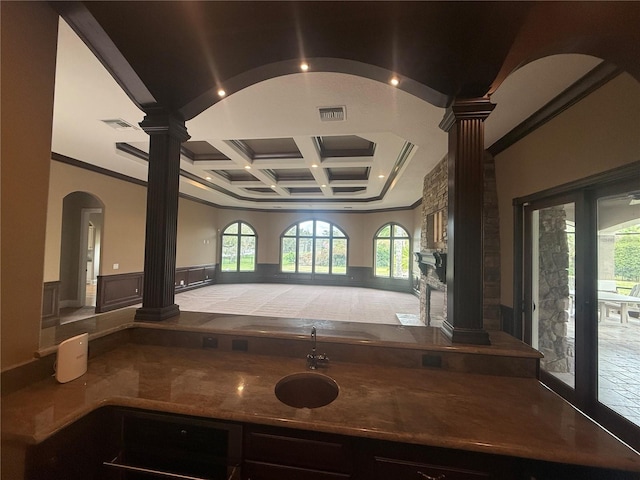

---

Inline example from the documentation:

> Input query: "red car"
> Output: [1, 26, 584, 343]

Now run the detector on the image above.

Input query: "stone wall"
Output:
[419, 153, 502, 330]
[536, 206, 572, 373]
[483, 152, 501, 330]
[420, 157, 448, 325]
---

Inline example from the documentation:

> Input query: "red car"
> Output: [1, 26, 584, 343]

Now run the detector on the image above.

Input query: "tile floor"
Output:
[551, 313, 640, 428]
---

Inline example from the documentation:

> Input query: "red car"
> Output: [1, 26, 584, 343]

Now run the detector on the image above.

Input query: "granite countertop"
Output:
[2, 342, 640, 473]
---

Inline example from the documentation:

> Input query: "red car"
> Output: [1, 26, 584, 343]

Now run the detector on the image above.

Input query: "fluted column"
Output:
[135, 110, 190, 321]
[439, 99, 495, 344]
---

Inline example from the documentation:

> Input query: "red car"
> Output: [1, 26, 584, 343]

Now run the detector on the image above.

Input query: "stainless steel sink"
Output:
[275, 372, 339, 408]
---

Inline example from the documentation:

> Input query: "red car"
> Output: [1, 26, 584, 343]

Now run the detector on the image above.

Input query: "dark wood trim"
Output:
[97, 272, 143, 313]
[135, 111, 190, 322]
[52, 2, 156, 109]
[41, 281, 60, 328]
[440, 99, 494, 345]
[52, 152, 147, 187]
[513, 161, 640, 206]
[175, 265, 216, 292]
[97, 265, 216, 313]
[489, 63, 622, 156]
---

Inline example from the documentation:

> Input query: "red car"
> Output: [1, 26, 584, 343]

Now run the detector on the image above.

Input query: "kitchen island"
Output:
[2, 311, 639, 479]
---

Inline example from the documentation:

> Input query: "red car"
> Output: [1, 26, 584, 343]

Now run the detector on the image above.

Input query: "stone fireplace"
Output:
[419, 153, 501, 329]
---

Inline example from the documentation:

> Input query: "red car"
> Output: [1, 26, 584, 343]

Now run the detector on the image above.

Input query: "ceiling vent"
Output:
[101, 118, 138, 130]
[318, 106, 346, 122]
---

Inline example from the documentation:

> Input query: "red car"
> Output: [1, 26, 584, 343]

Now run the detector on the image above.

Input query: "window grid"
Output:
[221, 221, 256, 272]
[375, 223, 410, 279]
[281, 220, 347, 275]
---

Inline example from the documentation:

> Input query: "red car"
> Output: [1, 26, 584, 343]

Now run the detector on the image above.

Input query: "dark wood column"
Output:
[439, 99, 495, 344]
[135, 110, 190, 321]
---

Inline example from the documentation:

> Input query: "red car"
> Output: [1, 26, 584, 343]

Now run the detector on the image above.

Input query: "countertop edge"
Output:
[7, 394, 639, 474]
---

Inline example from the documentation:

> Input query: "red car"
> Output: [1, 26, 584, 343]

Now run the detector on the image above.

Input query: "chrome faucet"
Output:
[307, 326, 329, 369]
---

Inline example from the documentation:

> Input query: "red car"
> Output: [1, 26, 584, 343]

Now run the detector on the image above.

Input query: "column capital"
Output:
[439, 98, 496, 132]
[139, 109, 190, 142]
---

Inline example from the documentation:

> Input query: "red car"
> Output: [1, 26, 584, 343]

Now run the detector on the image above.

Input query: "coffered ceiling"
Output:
[50, 2, 639, 211]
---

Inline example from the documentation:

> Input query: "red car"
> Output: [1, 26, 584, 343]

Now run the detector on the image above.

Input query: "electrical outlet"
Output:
[422, 354, 442, 368]
[113, 263, 119, 270]
[231, 339, 248, 352]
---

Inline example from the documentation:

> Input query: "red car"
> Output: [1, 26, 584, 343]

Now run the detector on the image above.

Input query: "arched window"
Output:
[374, 223, 410, 279]
[281, 220, 347, 275]
[221, 221, 256, 272]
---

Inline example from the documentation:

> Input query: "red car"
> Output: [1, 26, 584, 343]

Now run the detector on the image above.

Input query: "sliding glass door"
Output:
[525, 199, 577, 393]
[518, 165, 640, 451]
[596, 191, 640, 428]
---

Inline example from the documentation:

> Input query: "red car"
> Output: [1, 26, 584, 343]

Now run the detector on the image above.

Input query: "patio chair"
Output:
[629, 284, 640, 319]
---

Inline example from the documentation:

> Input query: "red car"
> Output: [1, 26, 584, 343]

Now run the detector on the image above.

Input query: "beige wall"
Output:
[176, 198, 218, 268]
[1, 2, 59, 369]
[494, 73, 640, 306]
[45, 161, 148, 278]
[46, 163, 418, 283]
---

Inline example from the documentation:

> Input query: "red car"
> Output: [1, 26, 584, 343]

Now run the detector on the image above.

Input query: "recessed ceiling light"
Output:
[244, 165, 251, 170]
[270, 184, 276, 189]
[390, 77, 399, 86]
[321, 184, 327, 188]
[206, 176, 212, 180]
[311, 164, 318, 168]
[378, 174, 385, 179]
[300, 62, 309, 71]
[217, 89, 226, 97]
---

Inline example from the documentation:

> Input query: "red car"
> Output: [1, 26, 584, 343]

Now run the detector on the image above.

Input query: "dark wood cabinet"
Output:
[23, 408, 640, 480]
[242, 425, 355, 480]
[104, 408, 242, 480]
[25, 407, 118, 480]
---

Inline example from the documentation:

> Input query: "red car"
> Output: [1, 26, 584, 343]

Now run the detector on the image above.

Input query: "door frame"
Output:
[513, 161, 640, 451]
[78, 208, 102, 307]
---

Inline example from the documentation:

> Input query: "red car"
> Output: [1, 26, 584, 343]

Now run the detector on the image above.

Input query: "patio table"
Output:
[598, 291, 640, 323]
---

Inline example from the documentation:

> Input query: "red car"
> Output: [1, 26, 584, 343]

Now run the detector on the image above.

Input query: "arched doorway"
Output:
[59, 191, 104, 319]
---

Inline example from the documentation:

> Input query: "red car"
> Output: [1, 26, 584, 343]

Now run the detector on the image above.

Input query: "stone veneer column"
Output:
[439, 99, 494, 345]
[135, 110, 190, 321]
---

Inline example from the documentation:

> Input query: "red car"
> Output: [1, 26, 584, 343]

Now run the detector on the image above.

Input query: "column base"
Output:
[441, 320, 491, 345]
[135, 304, 180, 321]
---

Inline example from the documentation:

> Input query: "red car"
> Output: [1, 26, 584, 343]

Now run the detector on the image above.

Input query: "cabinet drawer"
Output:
[244, 427, 353, 473]
[244, 460, 351, 480]
[373, 456, 492, 480]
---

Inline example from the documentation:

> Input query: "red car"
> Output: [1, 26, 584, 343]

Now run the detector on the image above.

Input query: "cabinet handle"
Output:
[417, 472, 445, 480]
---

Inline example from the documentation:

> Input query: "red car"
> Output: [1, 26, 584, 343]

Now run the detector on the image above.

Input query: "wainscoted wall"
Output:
[43, 263, 412, 324]
[95, 264, 216, 313]
[96, 272, 143, 313]
[41, 281, 60, 328]
[217, 264, 413, 293]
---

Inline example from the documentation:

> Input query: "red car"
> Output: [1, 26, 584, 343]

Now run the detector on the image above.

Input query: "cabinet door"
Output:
[243, 425, 354, 475]
[106, 409, 242, 480]
[25, 407, 118, 480]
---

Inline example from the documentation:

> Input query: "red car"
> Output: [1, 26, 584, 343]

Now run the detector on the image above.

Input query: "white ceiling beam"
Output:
[293, 136, 331, 196]
[320, 157, 374, 167]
